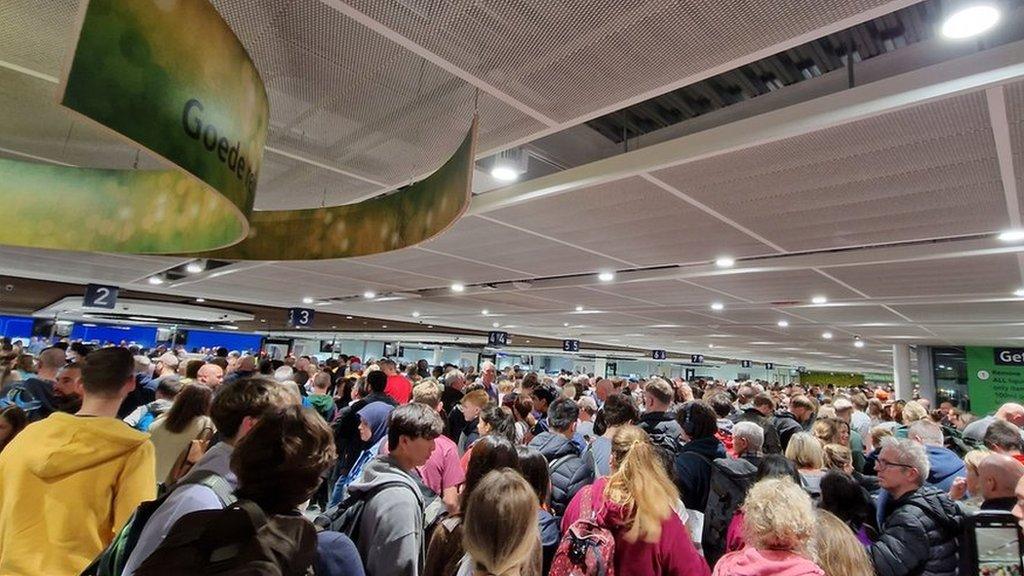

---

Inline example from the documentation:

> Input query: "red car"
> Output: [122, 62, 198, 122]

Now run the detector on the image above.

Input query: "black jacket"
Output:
[734, 408, 782, 454]
[638, 411, 682, 453]
[772, 411, 804, 452]
[674, 436, 727, 511]
[870, 485, 963, 576]
[528, 432, 587, 515]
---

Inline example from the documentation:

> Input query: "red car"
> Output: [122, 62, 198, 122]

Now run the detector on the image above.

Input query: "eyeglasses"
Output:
[876, 458, 915, 471]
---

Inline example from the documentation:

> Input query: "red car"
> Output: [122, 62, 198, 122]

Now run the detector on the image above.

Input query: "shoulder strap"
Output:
[173, 469, 237, 506]
[549, 453, 576, 474]
[902, 499, 959, 537]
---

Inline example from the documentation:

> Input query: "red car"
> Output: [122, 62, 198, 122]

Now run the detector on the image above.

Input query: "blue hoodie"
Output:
[926, 444, 966, 491]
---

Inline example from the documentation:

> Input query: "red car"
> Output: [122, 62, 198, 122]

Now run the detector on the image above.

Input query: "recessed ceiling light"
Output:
[259, 318, 266, 323]
[451, 283, 466, 292]
[346, 316, 353, 319]
[708, 343, 716, 348]
[1015, 288, 1024, 297]
[492, 322, 500, 328]
[481, 309, 489, 316]
[563, 322, 570, 327]
[597, 271, 615, 282]
[777, 320, 790, 327]
[195, 298, 205, 303]
[854, 340, 865, 348]
[185, 261, 204, 274]
[822, 331, 834, 339]
[302, 296, 314, 304]
[525, 339, 531, 343]
[710, 302, 725, 311]
[811, 295, 828, 304]
[715, 256, 735, 268]
[427, 325, 434, 328]
[998, 229, 1024, 242]
[382, 325, 387, 328]
[941, 4, 1000, 39]
[412, 311, 421, 318]
[575, 305, 584, 312]
[490, 166, 519, 182]
[331, 325, 337, 329]
[147, 276, 164, 285]
[362, 291, 376, 299]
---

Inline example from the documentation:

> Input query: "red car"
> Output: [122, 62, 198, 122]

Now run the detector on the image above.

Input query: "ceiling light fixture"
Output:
[822, 331, 834, 339]
[708, 343, 716, 348]
[451, 283, 466, 293]
[362, 291, 376, 299]
[185, 260, 204, 274]
[345, 316, 353, 319]
[811, 295, 828, 304]
[941, 4, 1000, 39]
[195, 298, 205, 303]
[147, 276, 164, 285]
[854, 339, 865, 348]
[492, 322, 500, 328]
[575, 305, 584, 312]
[998, 229, 1024, 242]
[597, 271, 615, 282]
[563, 322, 570, 327]
[715, 256, 735, 268]
[710, 302, 725, 311]
[777, 320, 790, 327]
[412, 311, 421, 318]
[382, 325, 387, 329]
[490, 166, 519, 181]
[302, 296, 314, 304]
[488, 148, 528, 182]
[481, 309, 489, 316]
[1015, 288, 1024, 297]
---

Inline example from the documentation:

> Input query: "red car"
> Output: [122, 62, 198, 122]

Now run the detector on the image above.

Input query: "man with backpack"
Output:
[733, 393, 782, 454]
[0, 346, 65, 421]
[638, 378, 683, 454]
[0, 347, 156, 576]
[123, 377, 182, 431]
[346, 402, 444, 576]
[528, 397, 592, 515]
[702, 421, 763, 566]
[118, 376, 294, 575]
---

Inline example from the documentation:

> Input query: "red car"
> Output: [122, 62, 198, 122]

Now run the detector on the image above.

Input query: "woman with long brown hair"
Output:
[148, 383, 214, 483]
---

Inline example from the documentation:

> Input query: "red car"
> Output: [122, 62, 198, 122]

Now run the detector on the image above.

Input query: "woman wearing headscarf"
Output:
[328, 401, 394, 506]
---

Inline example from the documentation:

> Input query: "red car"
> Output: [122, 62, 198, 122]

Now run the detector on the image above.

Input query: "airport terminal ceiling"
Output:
[2, 0, 1024, 372]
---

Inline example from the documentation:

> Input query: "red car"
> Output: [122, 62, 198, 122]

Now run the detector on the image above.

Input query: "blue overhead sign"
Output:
[488, 331, 509, 346]
[83, 284, 118, 309]
[765, 362, 775, 370]
[562, 339, 580, 352]
[288, 308, 315, 327]
[691, 354, 704, 364]
[652, 349, 667, 360]
[741, 360, 751, 368]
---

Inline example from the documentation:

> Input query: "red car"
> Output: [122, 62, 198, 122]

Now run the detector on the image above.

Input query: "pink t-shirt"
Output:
[417, 434, 465, 495]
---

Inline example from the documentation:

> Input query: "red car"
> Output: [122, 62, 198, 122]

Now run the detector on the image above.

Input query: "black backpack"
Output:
[702, 457, 757, 566]
[314, 480, 422, 538]
[82, 470, 235, 576]
[132, 500, 316, 576]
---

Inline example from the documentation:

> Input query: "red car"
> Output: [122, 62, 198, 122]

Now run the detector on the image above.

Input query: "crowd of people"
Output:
[0, 338, 1023, 575]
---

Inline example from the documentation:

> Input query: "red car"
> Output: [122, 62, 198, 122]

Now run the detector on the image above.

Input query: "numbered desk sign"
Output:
[741, 360, 751, 368]
[488, 331, 509, 346]
[562, 339, 580, 352]
[652, 350, 667, 360]
[691, 354, 704, 364]
[288, 308, 315, 327]
[765, 362, 775, 370]
[83, 284, 119, 309]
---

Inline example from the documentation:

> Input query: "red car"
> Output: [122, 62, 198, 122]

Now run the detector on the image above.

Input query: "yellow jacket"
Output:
[0, 412, 156, 575]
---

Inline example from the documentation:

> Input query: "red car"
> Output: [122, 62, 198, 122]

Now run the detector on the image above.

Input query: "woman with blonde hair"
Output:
[785, 432, 826, 497]
[714, 477, 824, 576]
[811, 510, 873, 576]
[822, 443, 853, 475]
[459, 468, 540, 576]
[560, 425, 709, 576]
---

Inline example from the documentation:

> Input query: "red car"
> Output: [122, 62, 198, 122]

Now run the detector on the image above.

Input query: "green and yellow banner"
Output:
[0, 0, 474, 260]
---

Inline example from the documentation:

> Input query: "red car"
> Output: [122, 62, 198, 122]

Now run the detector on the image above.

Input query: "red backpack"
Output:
[549, 485, 616, 576]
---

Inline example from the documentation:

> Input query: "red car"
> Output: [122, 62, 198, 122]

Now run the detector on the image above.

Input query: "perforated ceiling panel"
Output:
[270, 260, 445, 291]
[353, 247, 526, 284]
[891, 302, 1024, 323]
[651, 91, 1008, 251]
[824, 253, 1024, 298]
[487, 176, 772, 266]
[341, 0, 911, 124]
[785, 304, 909, 324]
[0, 247, 181, 285]
[1007, 80, 1024, 222]
[687, 270, 861, 303]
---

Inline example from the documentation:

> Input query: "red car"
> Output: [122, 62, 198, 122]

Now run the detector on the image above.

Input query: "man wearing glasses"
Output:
[870, 438, 963, 576]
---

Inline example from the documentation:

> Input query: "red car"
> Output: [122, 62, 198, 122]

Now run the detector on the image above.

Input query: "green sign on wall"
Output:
[966, 346, 1024, 415]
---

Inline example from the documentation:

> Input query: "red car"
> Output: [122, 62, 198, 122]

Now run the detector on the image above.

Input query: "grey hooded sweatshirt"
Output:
[348, 454, 426, 576]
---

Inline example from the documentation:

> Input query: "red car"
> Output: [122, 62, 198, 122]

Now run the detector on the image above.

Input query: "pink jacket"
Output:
[712, 547, 824, 576]
[562, 477, 710, 576]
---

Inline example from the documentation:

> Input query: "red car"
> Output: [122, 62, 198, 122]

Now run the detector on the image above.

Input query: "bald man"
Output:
[978, 454, 1024, 512]
[196, 363, 224, 390]
[965, 402, 1024, 444]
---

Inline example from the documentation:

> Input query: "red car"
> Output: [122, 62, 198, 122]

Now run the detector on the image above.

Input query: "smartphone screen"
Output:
[976, 524, 1023, 576]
